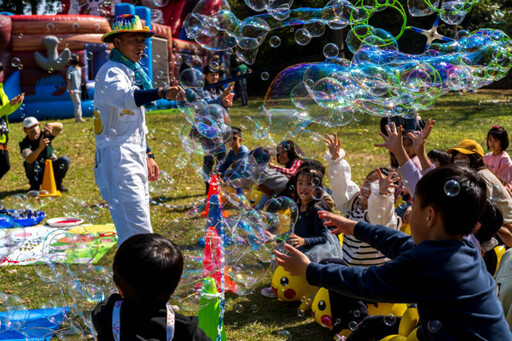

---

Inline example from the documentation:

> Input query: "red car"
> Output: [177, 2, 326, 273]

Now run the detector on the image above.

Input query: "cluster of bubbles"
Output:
[181, 0, 512, 123]
[173, 196, 299, 311]
[263, 28, 512, 121]
[0, 194, 118, 338]
[0, 264, 115, 339]
[161, 1, 512, 338]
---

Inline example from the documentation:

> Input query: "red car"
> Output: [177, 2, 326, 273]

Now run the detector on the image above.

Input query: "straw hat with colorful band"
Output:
[446, 139, 485, 157]
[101, 14, 154, 43]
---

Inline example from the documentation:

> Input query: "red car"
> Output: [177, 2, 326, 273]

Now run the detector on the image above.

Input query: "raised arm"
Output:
[323, 133, 359, 213]
[375, 123, 409, 166]
[367, 168, 399, 226]
[409, 119, 435, 171]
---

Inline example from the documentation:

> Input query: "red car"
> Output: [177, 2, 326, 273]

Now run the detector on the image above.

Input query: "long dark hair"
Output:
[278, 140, 303, 167]
[294, 166, 330, 214]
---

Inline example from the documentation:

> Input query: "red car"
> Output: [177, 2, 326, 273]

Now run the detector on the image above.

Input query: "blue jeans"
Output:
[24, 156, 70, 190]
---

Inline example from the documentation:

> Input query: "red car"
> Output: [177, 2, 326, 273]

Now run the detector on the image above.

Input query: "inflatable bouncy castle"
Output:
[0, 0, 222, 121]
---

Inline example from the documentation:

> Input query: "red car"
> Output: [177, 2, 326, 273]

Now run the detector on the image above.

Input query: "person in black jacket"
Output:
[92, 234, 211, 341]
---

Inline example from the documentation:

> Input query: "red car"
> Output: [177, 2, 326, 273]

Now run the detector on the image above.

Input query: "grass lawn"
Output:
[0, 89, 511, 340]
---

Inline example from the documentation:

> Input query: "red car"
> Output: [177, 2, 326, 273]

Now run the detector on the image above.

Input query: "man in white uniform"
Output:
[94, 14, 181, 244]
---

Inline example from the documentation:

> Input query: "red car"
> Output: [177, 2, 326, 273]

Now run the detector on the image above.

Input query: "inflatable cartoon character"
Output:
[380, 306, 420, 341]
[271, 265, 318, 311]
[311, 286, 408, 334]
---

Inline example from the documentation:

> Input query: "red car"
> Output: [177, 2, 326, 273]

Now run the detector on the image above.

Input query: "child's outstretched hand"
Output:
[273, 243, 311, 277]
[318, 211, 357, 235]
[408, 119, 435, 155]
[375, 122, 403, 155]
[377, 168, 400, 195]
[324, 133, 341, 160]
[288, 233, 306, 248]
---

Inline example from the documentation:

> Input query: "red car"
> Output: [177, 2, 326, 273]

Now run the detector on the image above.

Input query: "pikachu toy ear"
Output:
[312, 287, 333, 329]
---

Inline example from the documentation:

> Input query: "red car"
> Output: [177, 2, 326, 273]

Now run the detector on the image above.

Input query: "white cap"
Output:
[22, 117, 39, 129]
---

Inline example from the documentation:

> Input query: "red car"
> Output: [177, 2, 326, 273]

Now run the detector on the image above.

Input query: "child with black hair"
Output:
[216, 127, 249, 180]
[474, 199, 504, 275]
[91, 234, 211, 341]
[427, 149, 451, 167]
[324, 133, 402, 267]
[249, 147, 288, 210]
[202, 66, 234, 108]
[447, 139, 512, 247]
[288, 166, 342, 262]
[275, 165, 512, 341]
[484, 125, 512, 190]
[269, 140, 304, 178]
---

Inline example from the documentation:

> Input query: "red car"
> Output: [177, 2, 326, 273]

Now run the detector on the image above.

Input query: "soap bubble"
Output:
[153, 0, 169, 7]
[261, 72, 269, 80]
[348, 320, 358, 331]
[234, 304, 244, 313]
[408, 0, 439, 17]
[439, 1, 467, 25]
[86, 51, 93, 60]
[277, 330, 291, 340]
[308, 185, 322, 200]
[179, 68, 205, 89]
[10, 58, 21, 69]
[297, 309, 305, 317]
[304, 22, 325, 37]
[295, 28, 312, 45]
[323, 43, 339, 59]
[428, 320, 442, 333]
[208, 61, 219, 72]
[270, 36, 281, 47]
[491, 11, 505, 24]
[383, 314, 397, 326]
[443, 179, 460, 197]
[262, 197, 299, 242]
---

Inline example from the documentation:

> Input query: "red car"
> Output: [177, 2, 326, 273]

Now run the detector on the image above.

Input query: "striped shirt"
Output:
[326, 150, 401, 267]
[342, 195, 397, 267]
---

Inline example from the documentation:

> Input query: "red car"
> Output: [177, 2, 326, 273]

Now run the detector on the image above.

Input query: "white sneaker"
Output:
[261, 287, 277, 298]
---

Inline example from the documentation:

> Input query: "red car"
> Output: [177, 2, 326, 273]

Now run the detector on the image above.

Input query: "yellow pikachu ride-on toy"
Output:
[271, 265, 319, 312]
[311, 286, 408, 337]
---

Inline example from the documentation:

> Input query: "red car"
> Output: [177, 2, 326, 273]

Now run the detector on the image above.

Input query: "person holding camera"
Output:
[0, 62, 24, 180]
[19, 117, 70, 192]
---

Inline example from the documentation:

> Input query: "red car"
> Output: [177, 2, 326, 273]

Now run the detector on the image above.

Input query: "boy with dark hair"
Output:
[216, 127, 249, 180]
[275, 165, 512, 340]
[92, 234, 211, 340]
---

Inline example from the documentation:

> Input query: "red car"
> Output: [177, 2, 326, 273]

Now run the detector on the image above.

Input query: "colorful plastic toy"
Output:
[271, 265, 318, 311]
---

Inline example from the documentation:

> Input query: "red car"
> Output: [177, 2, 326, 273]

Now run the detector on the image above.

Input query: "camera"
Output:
[42, 131, 52, 139]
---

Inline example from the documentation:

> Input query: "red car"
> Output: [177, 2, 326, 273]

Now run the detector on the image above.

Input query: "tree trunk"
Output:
[30, 0, 38, 15]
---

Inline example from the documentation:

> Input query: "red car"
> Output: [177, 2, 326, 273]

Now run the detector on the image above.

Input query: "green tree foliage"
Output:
[0, 0, 62, 15]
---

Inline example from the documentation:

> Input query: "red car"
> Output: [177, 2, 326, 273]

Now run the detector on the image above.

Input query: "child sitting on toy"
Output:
[91, 233, 211, 340]
[288, 166, 343, 262]
[324, 132, 401, 267]
[275, 165, 512, 340]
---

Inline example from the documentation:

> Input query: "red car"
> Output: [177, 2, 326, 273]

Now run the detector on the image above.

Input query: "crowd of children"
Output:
[92, 120, 512, 340]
